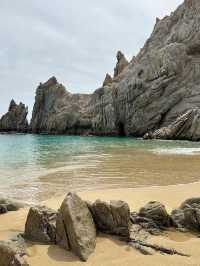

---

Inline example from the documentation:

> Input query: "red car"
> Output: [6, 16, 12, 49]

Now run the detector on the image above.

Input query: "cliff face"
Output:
[0, 100, 28, 132]
[90, 0, 200, 140]
[31, 77, 92, 134]
[30, 0, 200, 140]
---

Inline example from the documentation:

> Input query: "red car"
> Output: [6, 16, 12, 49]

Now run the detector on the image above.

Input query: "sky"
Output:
[0, 0, 183, 119]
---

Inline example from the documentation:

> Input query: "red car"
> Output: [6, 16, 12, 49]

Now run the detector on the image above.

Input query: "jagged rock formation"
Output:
[31, 77, 92, 134]
[90, 0, 200, 139]
[113, 51, 129, 79]
[143, 109, 200, 140]
[0, 100, 28, 132]
[102, 73, 113, 87]
[29, 0, 200, 140]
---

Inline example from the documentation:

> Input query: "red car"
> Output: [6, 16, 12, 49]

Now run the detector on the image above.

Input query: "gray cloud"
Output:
[0, 0, 183, 119]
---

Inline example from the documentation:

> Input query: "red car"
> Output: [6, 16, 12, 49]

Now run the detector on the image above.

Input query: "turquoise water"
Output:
[1, 134, 200, 203]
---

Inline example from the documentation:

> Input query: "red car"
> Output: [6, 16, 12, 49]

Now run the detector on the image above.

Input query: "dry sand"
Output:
[1, 182, 200, 266]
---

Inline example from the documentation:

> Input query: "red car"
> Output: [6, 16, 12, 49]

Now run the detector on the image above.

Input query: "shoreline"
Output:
[1, 181, 200, 265]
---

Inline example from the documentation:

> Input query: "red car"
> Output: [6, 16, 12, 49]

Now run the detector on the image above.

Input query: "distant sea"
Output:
[1, 134, 200, 203]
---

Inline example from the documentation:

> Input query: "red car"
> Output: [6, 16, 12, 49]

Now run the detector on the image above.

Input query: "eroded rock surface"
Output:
[56, 192, 96, 261]
[130, 201, 171, 236]
[31, 77, 92, 134]
[24, 206, 57, 244]
[0, 100, 28, 133]
[0, 236, 29, 266]
[103, 73, 113, 87]
[88, 199, 130, 237]
[171, 197, 200, 231]
[0, 198, 24, 215]
[90, 0, 200, 139]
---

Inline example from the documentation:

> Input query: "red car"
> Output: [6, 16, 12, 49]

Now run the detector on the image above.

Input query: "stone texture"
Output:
[0, 100, 28, 132]
[31, 77, 92, 135]
[24, 206, 57, 244]
[144, 109, 200, 141]
[138, 201, 171, 227]
[0, 198, 24, 215]
[171, 197, 200, 231]
[56, 192, 96, 261]
[0, 236, 29, 266]
[89, 199, 130, 237]
[90, 0, 200, 139]
[113, 51, 129, 79]
[103, 73, 113, 87]
[29, 1, 200, 140]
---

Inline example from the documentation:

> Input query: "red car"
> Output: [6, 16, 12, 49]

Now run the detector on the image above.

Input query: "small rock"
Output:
[24, 206, 57, 244]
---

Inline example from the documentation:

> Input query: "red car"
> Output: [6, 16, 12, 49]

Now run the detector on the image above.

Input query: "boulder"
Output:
[24, 206, 57, 244]
[89, 199, 130, 237]
[56, 212, 70, 250]
[0, 198, 24, 215]
[0, 100, 28, 133]
[171, 198, 200, 231]
[56, 192, 96, 261]
[139, 201, 170, 227]
[0, 236, 29, 266]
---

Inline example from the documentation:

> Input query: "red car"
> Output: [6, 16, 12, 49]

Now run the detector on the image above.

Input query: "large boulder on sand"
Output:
[56, 192, 96, 261]
[171, 198, 200, 231]
[88, 199, 130, 237]
[0, 236, 29, 266]
[24, 206, 57, 244]
[139, 201, 171, 227]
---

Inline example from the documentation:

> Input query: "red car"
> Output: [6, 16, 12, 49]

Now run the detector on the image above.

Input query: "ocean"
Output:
[1, 134, 200, 203]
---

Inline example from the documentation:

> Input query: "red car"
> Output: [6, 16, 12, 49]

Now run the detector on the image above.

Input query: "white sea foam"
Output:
[152, 147, 200, 155]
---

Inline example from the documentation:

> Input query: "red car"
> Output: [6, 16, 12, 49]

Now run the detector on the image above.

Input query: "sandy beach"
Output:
[1, 181, 200, 266]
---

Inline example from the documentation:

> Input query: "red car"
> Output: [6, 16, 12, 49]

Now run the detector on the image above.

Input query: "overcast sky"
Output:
[0, 0, 183, 118]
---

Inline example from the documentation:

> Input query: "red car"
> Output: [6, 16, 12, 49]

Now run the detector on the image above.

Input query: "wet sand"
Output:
[1, 182, 200, 265]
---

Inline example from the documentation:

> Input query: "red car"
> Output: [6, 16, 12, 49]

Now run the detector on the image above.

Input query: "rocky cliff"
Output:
[30, 0, 200, 140]
[90, 0, 200, 140]
[31, 77, 92, 134]
[0, 100, 28, 132]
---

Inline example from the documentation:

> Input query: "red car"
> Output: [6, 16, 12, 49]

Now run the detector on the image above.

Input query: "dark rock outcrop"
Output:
[171, 197, 200, 231]
[88, 199, 130, 237]
[0, 100, 28, 133]
[30, 77, 92, 135]
[24, 206, 57, 244]
[56, 192, 96, 261]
